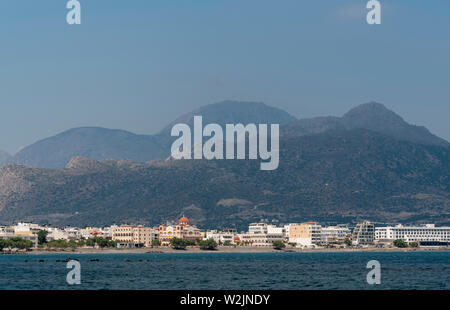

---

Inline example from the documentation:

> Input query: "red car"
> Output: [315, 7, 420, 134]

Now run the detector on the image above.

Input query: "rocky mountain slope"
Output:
[0, 101, 448, 228]
[0, 129, 448, 228]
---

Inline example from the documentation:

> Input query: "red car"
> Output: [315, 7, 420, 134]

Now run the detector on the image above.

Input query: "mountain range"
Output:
[1, 101, 447, 168]
[0, 101, 448, 228]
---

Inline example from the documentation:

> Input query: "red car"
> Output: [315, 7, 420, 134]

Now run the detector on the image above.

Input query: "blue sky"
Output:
[0, 0, 449, 154]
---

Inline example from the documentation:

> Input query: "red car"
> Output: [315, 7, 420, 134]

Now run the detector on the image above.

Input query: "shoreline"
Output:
[11, 246, 450, 255]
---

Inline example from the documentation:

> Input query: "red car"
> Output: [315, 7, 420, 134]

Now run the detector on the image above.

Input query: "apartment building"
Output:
[321, 226, 351, 244]
[241, 223, 284, 247]
[112, 225, 152, 248]
[46, 227, 70, 241]
[288, 222, 322, 247]
[0, 226, 15, 238]
[205, 229, 237, 244]
[352, 221, 375, 245]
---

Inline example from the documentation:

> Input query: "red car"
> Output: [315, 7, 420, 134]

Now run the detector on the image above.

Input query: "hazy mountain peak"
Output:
[342, 102, 448, 147]
[159, 100, 297, 135]
[343, 101, 405, 124]
[12, 127, 166, 169]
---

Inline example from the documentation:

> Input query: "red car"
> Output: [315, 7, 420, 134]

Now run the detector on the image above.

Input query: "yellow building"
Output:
[288, 222, 322, 247]
[112, 225, 152, 248]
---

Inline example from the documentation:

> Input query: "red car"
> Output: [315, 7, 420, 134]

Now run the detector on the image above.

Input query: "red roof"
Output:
[179, 217, 189, 224]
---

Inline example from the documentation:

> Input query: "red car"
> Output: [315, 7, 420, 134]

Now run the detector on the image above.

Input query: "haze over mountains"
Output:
[1, 101, 447, 168]
[0, 150, 11, 166]
[0, 101, 448, 228]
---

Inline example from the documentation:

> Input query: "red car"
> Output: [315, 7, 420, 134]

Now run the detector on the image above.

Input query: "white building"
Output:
[321, 226, 351, 244]
[241, 223, 284, 247]
[64, 227, 81, 239]
[0, 226, 15, 238]
[248, 223, 268, 235]
[205, 229, 237, 244]
[267, 225, 285, 237]
[375, 224, 450, 245]
[46, 227, 70, 240]
[13, 222, 42, 234]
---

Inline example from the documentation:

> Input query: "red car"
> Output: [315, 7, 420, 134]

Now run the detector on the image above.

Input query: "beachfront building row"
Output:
[0, 222, 117, 248]
[1, 219, 450, 249]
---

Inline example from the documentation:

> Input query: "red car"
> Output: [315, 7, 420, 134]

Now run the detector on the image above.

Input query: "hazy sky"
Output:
[0, 0, 449, 154]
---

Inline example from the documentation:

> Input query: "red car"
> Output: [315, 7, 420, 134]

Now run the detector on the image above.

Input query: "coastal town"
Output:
[1, 217, 449, 252]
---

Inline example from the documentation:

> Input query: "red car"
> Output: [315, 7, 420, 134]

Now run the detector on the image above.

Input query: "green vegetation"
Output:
[170, 238, 189, 250]
[45, 239, 78, 249]
[151, 239, 161, 247]
[37, 230, 48, 245]
[393, 239, 408, 248]
[222, 241, 232, 246]
[90, 237, 116, 248]
[44, 237, 116, 249]
[272, 240, 286, 250]
[409, 242, 419, 248]
[344, 238, 352, 247]
[199, 238, 218, 250]
[0, 237, 33, 250]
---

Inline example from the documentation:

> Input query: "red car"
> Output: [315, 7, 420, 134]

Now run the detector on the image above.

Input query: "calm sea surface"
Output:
[0, 251, 448, 290]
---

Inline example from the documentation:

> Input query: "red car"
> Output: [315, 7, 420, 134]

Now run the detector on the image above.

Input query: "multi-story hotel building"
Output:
[241, 223, 284, 247]
[288, 222, 322, 247]
[205, 229, 237, 244]
[321, 226, 351, 244]
[352, 221, 375, 245]
[375, 224, 450, 246]
[112, 225, 152, 248]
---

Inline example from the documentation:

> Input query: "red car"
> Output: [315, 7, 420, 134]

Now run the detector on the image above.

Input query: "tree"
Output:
[409, 241, 419, 248]
[85, 238, 96, 247]
[94, 237, 110, 248]
[37, 230, 48, 245]
[68, 240, 78, 248]
[272, 240, 286, 250]
[199, 238, 218, 250]
[170, 238, 188, 250]
[0, 239, 8, 250]
[151, 239, 161, 247]
[344, 238, 352, 247]
[8, 237, 33, 249]
[393, 239, 408, 248]
[223, 241, 232, 246]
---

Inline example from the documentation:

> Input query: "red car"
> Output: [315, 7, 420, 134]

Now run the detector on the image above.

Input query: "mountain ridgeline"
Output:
[6, 101, 448, 168]
[0, 101, 448, 228]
